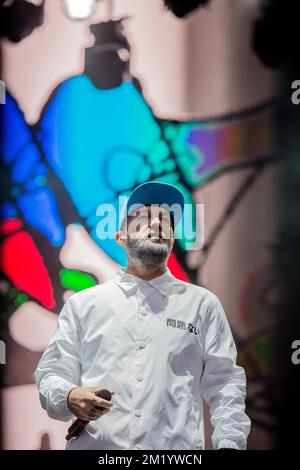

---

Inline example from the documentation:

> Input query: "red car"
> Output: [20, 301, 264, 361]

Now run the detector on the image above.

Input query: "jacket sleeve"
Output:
[35, 297, 82, 421]
[200, 296, 251, 450]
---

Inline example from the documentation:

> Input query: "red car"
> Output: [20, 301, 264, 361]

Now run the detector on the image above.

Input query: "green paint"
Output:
[60, 269, 97, 291]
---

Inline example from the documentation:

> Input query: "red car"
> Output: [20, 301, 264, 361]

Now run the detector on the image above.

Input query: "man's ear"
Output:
[115, 230, 126, 247]
[171, 237, 175, 249]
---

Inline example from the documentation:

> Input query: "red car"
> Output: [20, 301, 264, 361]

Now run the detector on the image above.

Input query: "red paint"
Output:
[167, 251, 191, 282]
[1, 230, 56, 309]
[0, 218, 23, 236]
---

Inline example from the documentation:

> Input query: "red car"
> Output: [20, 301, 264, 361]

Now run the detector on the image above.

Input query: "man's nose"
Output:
[149, 216, 161, 228]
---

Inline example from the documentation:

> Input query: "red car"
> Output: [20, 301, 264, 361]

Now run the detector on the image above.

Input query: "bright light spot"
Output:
[63, 0, 97, 20]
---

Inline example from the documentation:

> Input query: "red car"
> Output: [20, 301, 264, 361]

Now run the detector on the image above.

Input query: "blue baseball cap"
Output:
[118, 181, 185, 231]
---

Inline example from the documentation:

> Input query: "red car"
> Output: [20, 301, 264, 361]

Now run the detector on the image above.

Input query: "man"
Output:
[35, 181, 251, 450]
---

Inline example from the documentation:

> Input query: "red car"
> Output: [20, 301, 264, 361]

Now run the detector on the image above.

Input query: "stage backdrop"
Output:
[0, 0, 278, 449]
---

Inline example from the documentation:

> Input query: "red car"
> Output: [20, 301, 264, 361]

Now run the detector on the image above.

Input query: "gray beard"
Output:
[126, 237, 172, 266]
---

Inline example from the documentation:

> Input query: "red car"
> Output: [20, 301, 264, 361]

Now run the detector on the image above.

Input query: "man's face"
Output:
[119, 205, 174, 266]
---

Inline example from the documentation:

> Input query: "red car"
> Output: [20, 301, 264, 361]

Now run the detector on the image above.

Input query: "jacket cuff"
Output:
[47, 381, 78, 422]
[61, 382, 78, 419]
[217, 439, 240, 450]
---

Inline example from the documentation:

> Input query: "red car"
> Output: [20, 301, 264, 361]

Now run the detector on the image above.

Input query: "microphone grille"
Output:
[96, 389, 112, 401]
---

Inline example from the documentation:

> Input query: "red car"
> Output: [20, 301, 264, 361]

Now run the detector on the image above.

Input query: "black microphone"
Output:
[65, 389, 112, 441]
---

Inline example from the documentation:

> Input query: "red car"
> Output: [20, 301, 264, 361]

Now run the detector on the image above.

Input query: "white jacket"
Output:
[35, 267, 251, 450]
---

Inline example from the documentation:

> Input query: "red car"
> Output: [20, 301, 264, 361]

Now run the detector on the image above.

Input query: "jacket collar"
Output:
[114, 266, 186, 297]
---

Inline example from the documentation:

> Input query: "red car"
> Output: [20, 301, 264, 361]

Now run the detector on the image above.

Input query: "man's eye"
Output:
[136, 215, 148, 222]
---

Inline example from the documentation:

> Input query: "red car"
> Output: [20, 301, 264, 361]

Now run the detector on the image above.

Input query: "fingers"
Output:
[88, 388, 115, 410]
[87, 409, 100, 420]
[87, 411, 97, 420]
[78, 392, 113, 420]
[87, 405, 110, 421]
[91, 396, 113, 409]
[90, 387, 116, 396]
[68, 387, 115, 421]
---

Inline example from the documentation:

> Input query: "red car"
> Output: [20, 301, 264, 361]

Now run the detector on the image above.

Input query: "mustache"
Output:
[148, 231, 162, 238]
[148, 228, 172, 238]
[130, 235, 171, 243]
[126, 233, 172, 266]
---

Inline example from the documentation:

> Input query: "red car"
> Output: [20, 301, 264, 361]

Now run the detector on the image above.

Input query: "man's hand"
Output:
[67, 387, 115, 421]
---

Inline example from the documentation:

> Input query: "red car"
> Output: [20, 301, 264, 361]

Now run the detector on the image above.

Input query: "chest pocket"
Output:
[160, 319, 204, 384]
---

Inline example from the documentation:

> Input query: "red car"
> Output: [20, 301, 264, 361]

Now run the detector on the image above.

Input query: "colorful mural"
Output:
[0, 16, 276, 449]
